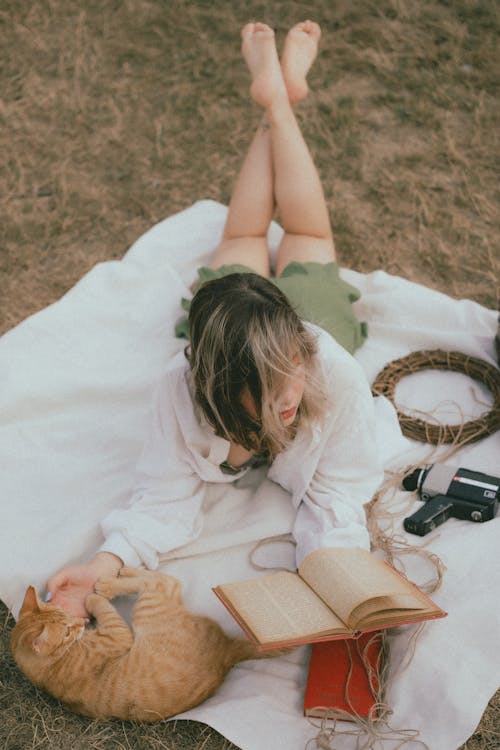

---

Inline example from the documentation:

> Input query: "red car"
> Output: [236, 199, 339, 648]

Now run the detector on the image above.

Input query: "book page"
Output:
[350, 591, 436, 628]
[298, 548, 431, 628]
[216, 571, 348, 645]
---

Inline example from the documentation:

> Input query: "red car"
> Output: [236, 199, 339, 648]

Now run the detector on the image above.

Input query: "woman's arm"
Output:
[293, 377, 383, 566]
[98, 370, 206, 569]
[48, 367, 205, 614]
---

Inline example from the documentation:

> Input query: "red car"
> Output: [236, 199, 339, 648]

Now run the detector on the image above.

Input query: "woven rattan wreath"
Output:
[371, 349, 500, 445]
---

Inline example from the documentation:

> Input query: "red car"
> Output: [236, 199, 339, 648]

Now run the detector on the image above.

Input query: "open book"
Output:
[213, 547, 446, 650]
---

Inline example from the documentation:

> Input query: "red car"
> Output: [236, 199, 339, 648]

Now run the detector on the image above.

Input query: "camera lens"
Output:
[402, 469, 422, 491]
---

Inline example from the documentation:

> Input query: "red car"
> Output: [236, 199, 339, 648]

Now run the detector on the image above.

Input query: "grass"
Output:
[0, 0, 498, 747]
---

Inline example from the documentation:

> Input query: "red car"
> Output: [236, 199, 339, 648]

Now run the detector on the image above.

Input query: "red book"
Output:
[304, 632, 383, 720]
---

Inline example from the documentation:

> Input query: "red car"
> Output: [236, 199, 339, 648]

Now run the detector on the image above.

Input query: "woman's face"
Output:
[275, 353, 306, 425]
[241, 353, 306, 427]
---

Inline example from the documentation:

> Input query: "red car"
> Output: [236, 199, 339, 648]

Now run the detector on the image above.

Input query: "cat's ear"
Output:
[32, 626, 49, 655]
[19, 586, 42, 618]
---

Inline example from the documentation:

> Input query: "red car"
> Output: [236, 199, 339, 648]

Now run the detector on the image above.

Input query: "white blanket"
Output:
[1, 200, 499, 750]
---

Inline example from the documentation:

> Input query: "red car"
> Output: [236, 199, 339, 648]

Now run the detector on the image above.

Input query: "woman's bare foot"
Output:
[281, 21, 321, 104]
[241, 22, 288, 107]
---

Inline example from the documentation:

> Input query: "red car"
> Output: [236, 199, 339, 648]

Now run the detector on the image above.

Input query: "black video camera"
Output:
[402, 463, 499, 536]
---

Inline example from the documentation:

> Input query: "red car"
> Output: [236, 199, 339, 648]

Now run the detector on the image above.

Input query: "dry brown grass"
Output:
[1, 0, 498, 748]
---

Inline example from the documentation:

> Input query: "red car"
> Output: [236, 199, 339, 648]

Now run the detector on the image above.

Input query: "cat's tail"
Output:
[226, 637, 292, 667]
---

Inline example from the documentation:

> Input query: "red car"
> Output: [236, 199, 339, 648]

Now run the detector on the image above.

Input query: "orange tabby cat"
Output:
[11, 566, 284, 720]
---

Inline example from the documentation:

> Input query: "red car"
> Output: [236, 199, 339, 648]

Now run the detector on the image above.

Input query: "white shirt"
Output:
[99, 324, 383, 569]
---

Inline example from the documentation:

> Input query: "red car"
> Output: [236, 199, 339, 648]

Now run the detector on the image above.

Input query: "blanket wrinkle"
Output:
[1, 201, 498, 750]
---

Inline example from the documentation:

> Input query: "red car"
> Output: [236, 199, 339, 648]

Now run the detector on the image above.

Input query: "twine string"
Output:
[250, 350, 499, 748]
[305, 626, 432, 750]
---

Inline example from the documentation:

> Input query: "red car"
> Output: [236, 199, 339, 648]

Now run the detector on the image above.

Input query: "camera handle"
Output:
[403, 495, 453, 536]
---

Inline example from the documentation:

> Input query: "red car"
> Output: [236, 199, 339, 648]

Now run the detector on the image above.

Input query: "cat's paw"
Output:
[119, 566, 145, 578]
[85, 592, 106, 614]
[157, 573, 182, 601]
[94, 577, 119, 600]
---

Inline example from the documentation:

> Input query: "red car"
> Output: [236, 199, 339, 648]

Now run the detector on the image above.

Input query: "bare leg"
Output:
[210, 24, 275, 277]
[272, 25, 336, 274]
[211, 120, 273, 276]
[212, 22, 324, 276]
[242, 21, 335, 276]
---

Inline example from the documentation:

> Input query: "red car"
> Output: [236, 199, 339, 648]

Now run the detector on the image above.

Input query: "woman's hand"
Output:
[46, 552, 123, 618]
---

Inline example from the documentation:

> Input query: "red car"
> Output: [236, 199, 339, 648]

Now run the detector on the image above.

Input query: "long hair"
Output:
[187, 272, 327, 456]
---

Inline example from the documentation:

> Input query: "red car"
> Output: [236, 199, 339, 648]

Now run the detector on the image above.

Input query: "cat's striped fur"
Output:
[11, 567, 281, 721]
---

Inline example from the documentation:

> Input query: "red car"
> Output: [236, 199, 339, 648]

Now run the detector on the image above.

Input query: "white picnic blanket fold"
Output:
[1, 200, 498, 750]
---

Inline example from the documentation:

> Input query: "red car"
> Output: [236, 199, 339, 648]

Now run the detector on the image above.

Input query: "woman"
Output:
[48, 22, 382, 618]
